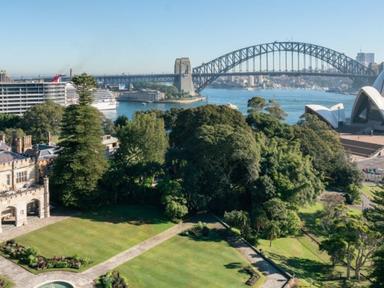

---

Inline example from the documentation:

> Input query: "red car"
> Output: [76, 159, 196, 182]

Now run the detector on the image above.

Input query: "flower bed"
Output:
[1, 240, 90, 271]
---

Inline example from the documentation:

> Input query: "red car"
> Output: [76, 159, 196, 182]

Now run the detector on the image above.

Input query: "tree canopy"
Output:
[22, 100, 64, 143]
[52, 74, 107, 208]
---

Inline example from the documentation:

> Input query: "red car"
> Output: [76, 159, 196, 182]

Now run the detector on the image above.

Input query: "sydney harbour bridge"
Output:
[93, 42, 378, 93]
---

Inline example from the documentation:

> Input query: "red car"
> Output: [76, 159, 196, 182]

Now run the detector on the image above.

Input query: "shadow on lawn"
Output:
[267, 252, 333, 281]
[298, 210, 325, 237]
[224, 262, 252, 276]
[75, 205, 170, 225]
[182, 228, 226, 243]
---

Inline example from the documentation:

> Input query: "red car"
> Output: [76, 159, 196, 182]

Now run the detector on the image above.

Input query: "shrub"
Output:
[345, 184, 361, 205]
[164, 199, 188, 221]
[98, 271, 129, 288]
[224, 210, 250, 236]
[189, 222, 210, 238]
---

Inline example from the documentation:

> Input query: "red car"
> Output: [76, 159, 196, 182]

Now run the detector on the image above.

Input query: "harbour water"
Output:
[103, 88, 356, 125]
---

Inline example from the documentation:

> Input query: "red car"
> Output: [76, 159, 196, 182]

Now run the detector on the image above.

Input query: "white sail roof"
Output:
[373, 70, 384, 96]
[305, 103, 345, 128]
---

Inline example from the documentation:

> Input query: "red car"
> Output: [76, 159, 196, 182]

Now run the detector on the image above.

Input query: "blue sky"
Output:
[2, 0, 383, 76]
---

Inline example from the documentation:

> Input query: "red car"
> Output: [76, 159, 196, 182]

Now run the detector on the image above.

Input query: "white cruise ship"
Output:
[91, 89, 117, 111]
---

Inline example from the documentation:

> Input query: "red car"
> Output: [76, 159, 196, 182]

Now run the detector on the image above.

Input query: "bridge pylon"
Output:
[174, 57, 196, 96]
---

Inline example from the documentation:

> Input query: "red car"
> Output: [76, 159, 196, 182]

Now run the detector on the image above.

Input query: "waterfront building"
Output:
[306, 70, 384, 131]
[350, 70, 384, 126]
[0, 81, 66, 115]
[118, 89, 165, 103]
[305, 103, 345, 129]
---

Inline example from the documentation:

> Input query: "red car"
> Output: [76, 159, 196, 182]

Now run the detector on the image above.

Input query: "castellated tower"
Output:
[174, 58, 196, 96]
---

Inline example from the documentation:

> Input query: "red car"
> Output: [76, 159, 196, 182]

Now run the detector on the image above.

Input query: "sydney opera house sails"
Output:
[351, 70, 384, 126]
[305, 70, 384, 130]
[305, 103, 345, 129]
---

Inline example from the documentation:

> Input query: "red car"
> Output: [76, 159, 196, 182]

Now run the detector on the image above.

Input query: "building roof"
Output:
[305, 103, 345, 129]
[351, 86, 384, 123]
[24, 144, 60, 160]
[0, 151, 27, 164]
[373, 70, 384, 96]
[0, 142, 11, 152]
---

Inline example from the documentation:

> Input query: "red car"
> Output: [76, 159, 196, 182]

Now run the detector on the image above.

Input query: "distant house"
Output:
[102, 135, 119, 157]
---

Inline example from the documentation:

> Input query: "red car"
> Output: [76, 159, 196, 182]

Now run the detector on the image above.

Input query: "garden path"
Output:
[1, 217, 288, 288]
[207, 220, 289, 288]
[0, 215, 69, 242]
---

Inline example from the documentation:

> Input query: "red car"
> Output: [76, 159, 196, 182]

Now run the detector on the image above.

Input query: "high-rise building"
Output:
[0, 82, 66, 115]
[0, 70, 13, 83]
[356, 52, 375, 67]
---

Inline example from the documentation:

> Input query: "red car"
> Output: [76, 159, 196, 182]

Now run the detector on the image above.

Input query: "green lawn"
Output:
[14, 205, 173, 271]
[298, 202, 324, 237]
[268, 201, 369, 287]
[116, 229, 264, 288]
[361, 183, 379, 200]
[259, 236, 333, 284]
[258, 235, 371, 287]
[0, 276, 13, 288]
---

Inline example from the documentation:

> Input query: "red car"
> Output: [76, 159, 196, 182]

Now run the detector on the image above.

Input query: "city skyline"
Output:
[2, 0, 383, 77]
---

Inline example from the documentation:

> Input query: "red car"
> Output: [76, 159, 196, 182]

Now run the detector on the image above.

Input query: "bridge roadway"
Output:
[93, 71, 377, 86]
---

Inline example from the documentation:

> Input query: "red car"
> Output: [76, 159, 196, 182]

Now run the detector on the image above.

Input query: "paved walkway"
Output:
[1, 217, 288, 288]
[207, 221, 288, 288]
[1, 221, 194, 288]
[81, 222, 194, 281]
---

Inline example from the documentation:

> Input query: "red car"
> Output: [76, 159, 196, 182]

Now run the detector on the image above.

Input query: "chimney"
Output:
[47, 131, 53, 145]
[13, 135, 32, 154]
[23, 135, 32, 152]
[14, 137, 23, 154]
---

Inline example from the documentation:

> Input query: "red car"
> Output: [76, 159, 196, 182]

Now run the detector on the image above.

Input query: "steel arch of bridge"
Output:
[192, 41, 377, 92]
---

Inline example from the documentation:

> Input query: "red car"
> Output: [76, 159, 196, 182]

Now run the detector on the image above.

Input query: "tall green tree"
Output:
[371, 246, 384, 288]
[52, 74, 107, 208]
[176, 123, 260, 212]
[22, 100, 64, 143]
[0, 114, 22, 131]
[265, 100, 287, 120]
[115, 112, 168, 166]
[0, 128, 25, 146]
[71, 73, 97, 105]
[105, 112, 168, 204]
[366, 186, 384, 234]
[265, 220, 281, 247]
[247, 96, 267, 113]
[158, 179, 188, 220]
[253, 137, 323, 204]
[295, 113, 362, 190]
[321, 209, 380, 280]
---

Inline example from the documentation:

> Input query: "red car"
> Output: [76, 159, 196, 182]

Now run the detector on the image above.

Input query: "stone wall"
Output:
[0, 177, 49, 233]
[174, 57, 196, 96]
